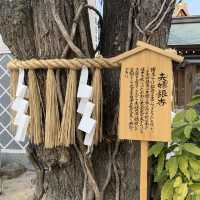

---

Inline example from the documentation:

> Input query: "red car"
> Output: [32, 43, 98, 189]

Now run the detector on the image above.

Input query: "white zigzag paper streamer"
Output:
[77, 67, 96, 146]
[11, 69, 30, 142]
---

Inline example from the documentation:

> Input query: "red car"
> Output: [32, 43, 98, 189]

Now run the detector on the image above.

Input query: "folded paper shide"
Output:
[77, 67, 96, 146]
[11, 69, 30, 142]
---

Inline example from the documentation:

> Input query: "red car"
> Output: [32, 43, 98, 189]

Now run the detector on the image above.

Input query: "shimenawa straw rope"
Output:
[7, 58, 120, 70]
[45, 69, 61, 148]
[28, 70, 42, 145]
[60, 69, 77, 146]
[7, 55, 121, 148]
[92, 69, 103, 145]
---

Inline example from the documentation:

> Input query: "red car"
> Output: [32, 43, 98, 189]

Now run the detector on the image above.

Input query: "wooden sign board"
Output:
[119, 50, 172, 142]
[110, 41, 183, 142]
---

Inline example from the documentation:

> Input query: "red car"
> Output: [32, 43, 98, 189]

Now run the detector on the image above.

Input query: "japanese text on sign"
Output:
[125, 67, 169, 134]
[119, 57, 172, 142]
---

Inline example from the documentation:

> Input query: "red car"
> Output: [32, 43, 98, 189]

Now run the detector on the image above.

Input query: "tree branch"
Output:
[82, 175, 87, 200]
[149, 0, 175, 34]
[134, 19, 145, 35]
[112, 140, 120, 200]
[50, 0, 85, 58]
[84, 157, 101, 200]
[134, 0, 175, 43]
[144, 0, 168, 32]
[61, 2, 86, 58]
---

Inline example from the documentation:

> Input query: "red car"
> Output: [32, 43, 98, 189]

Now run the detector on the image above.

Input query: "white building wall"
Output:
[0, 35, 28, 155]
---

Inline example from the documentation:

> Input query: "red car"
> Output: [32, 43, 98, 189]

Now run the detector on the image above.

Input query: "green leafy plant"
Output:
[149, 106, 200, 200]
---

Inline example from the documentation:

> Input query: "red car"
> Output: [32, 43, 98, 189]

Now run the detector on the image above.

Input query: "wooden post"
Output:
[140, 141, 148, 200]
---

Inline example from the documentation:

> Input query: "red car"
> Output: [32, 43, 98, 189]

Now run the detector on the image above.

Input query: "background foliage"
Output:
[150, 95, 200, 200]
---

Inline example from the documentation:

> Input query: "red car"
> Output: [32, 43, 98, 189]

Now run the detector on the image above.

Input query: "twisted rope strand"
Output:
[7, 58, 120, 70]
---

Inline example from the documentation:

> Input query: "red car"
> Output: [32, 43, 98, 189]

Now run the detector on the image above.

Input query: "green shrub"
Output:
[149, 99, 200, 200]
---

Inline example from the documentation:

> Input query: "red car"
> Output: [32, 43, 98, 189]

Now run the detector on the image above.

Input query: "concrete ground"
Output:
[0, 171, 35, 200]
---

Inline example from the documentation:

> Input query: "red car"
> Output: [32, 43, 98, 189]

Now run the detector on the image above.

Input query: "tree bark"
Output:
[102, 1, 175, 199]
[0, 0, 175, 199]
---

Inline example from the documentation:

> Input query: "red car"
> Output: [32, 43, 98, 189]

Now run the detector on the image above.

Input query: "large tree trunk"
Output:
[0, 0, 175, 199]
[102, 1, 175, 199]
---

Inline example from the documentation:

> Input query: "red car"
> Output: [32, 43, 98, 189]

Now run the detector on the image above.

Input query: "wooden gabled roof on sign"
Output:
[110, 41, 184, 64]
